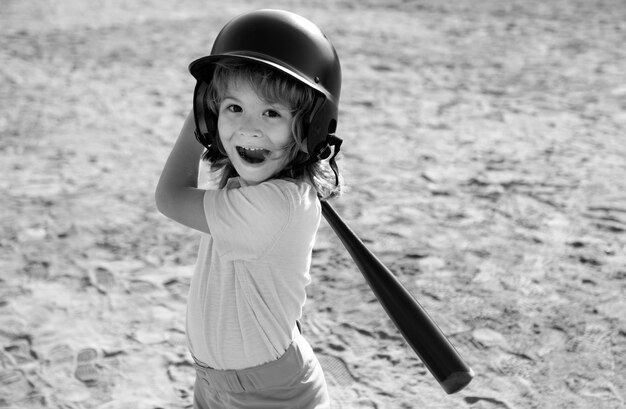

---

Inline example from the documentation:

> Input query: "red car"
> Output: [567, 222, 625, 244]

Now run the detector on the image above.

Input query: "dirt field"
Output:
[1, 0, 625, 408]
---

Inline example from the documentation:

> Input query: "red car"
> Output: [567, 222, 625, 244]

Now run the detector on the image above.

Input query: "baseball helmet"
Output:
[189, 9, 342, 161]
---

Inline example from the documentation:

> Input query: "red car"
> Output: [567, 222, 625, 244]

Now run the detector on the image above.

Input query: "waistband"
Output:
[192, 333, 312, 393]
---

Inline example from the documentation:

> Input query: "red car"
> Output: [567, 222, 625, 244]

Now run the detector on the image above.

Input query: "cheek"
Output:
[216, 117, 233, 142]
[274, 123, 295, 147]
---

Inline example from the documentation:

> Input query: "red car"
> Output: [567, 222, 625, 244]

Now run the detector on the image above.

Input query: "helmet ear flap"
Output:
[305, 96, 340, 161]
[193, 80, 218, 149]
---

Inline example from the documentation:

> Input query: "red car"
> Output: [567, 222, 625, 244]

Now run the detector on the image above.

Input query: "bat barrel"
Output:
[321, 201, 474, 394]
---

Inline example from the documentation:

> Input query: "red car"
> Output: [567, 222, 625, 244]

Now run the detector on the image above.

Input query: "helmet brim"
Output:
[189, 53, 335, 104]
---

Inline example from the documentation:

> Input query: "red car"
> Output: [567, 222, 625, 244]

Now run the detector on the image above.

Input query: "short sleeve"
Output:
[203, 180, 295, 260]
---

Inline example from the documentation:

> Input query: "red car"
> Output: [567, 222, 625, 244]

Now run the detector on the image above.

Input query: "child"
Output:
[155, 9, 343, 409]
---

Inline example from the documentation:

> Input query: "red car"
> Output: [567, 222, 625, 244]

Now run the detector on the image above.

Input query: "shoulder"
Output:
[205, 178, 319, 225]
[205, 178, 313, 222]
[235, 178, 321, 228]
[203, 178, 319, 259]
[263, 178, 320, 213]
[222, 178, 299, 209]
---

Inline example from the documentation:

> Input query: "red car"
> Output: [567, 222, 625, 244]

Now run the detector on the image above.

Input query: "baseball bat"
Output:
[321, 200, 474, 394]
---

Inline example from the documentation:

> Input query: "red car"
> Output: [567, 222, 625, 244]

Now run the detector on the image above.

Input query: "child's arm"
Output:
[155, 110, 210, 234]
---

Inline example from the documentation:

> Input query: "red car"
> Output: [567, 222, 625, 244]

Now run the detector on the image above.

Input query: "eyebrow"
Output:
[221, 94, 239, 102]
[221, 95, 290, 111]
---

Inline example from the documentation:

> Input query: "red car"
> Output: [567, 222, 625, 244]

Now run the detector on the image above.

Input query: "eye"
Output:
[226, 104, 242, 113]
[264, 109, 281, 118]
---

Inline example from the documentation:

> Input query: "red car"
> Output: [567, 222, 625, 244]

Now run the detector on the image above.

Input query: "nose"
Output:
[238, 113, 262, 138]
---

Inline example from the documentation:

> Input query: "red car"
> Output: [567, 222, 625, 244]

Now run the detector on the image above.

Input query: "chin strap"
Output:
[318, 135, 342, 186]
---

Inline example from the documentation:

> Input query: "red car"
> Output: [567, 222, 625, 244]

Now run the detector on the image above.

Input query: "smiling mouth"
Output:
[236, 146, 272, 164]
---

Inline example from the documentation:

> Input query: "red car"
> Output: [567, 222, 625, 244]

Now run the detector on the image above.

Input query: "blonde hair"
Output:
[201, 58, 342, 199]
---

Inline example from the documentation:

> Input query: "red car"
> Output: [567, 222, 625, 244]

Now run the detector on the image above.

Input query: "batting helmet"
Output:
[189, 9, 342, 161]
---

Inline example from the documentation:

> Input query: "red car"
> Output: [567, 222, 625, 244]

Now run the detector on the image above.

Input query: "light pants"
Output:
[192, 333, 330, 409]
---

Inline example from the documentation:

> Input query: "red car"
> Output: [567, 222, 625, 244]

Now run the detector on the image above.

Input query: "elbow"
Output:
[155, 187, 165, 215]
[155, 184, 173, 217]
[154, 188, 163, 215]
[154, 183, 188, 221]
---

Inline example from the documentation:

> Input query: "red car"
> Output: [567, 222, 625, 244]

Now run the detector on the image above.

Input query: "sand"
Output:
[1, 0, 625, 408]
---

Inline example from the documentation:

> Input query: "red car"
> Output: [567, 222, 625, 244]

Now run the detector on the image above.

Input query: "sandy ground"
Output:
[1, 0, 625, 408]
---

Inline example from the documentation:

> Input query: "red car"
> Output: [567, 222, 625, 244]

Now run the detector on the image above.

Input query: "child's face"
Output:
[217, 79, 295, 185]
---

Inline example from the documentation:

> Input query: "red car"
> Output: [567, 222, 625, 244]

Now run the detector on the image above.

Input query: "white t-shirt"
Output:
[186, 177, 321, 370]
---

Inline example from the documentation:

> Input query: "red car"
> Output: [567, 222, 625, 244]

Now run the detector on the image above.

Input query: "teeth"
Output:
[236, 146, 270, 163]
[237, 146, 270, 153]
